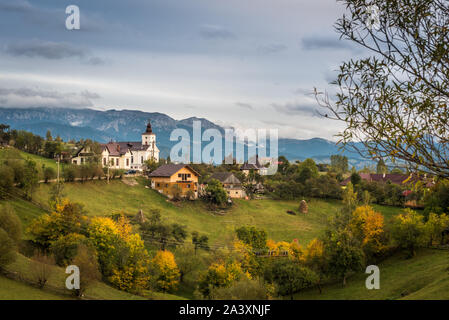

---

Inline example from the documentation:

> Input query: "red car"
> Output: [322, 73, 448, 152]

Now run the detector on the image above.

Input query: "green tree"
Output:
[43, 166, 56, 183]
[46, 130, 53, 141]
[192, 231, 209, 254]
[330, 155, 349, 173]
[264, 259, 318, 300]
[23, 159, 39, 199]
[205, 179, 228, 206]
[376, 158, 388, 175]
[392, 209, 426, 258]
[323, 228, 364, 286]
[235, 226, 267, 251]
[0, 165, 14, 199]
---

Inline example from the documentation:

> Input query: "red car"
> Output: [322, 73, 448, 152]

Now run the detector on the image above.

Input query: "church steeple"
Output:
[145, 120, 153, 134]
[142, 119, 156, 146]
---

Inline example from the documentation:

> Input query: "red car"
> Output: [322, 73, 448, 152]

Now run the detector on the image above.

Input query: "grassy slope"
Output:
[295, 248, 449, 300]
[0, 148, 58, 171]
[0, 276, 65, 300]
[31, 178, 404, 246]
[2, 254, 146, 300]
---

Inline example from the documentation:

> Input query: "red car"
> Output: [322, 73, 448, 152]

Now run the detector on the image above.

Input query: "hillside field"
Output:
[30, 178, 405, 246]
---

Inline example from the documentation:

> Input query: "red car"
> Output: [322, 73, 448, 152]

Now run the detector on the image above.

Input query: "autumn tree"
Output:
[305, 238, 327, 294]
[150, 250, 180, 293]
[425, 213, 449, 246]
[198, 261, 246, 299]
[316, 0, 449, 178]
[71, 245, 101, 297]
[349, 205, 388, 261]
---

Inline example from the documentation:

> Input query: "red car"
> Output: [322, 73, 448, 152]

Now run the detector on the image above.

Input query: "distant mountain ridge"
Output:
[0, 107, 371, 166]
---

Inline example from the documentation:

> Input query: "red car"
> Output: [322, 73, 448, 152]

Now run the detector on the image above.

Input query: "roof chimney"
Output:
[117, 144, 120, 152]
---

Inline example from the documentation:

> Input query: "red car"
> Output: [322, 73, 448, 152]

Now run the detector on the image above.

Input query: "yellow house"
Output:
[149, 164, 200, 199]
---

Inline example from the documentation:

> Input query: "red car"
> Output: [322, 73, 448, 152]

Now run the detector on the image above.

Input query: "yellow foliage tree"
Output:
[425, 213, 449, 246]
[150, 250, 180, 293]
[198, 260, 247, 298]
[305, 238, 326, 293]
[349, 205, 387, 260]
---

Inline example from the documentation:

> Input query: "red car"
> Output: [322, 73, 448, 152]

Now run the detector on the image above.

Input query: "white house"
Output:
[72, 120, 159, 171]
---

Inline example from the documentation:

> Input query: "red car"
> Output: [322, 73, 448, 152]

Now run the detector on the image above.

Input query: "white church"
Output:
[72, 120, 160, 171]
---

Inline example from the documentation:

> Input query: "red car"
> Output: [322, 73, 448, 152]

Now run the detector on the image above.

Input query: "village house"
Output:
[72, 120, 159, 171]
[240, 155, 267, 175]
[149, 164, 200, 199]
[210, 172, 246, 198]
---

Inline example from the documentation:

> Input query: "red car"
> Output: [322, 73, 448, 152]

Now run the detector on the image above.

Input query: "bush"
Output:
[0, 204, 22, 243]
[29, 251, 55, 289]
[0, 228, 16, 269]
[71, 245, 101, 297]
[210, 277, 273, 300]
[0, 165, 14, 198]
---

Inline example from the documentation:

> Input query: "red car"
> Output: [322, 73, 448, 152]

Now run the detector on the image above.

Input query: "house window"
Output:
[116, 159, 119, 166]
[103, 158, 106, 166]
[165, 184, 168, 188]
[157, 183, 160, 187]
[141, 156, 144, 163]
[73, 160, 77, 164]
[126, 159, 129, 166]
[187, 184, 190, 188]
[131, 156, 133, 164]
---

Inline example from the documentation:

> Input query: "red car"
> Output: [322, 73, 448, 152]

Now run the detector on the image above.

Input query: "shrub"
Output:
[210, 277, 273, 300]
[0, 204, 22, 243]
[0, 228, 16, 269]
[30, 251, 55, 289]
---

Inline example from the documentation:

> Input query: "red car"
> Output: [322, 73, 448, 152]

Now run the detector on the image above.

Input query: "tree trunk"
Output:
[343, 275, 347, 287]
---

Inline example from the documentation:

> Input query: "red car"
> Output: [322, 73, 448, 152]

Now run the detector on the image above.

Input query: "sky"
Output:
[0, 0, 364, 141]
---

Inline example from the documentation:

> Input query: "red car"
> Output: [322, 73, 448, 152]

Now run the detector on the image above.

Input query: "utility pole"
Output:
[57, 154, 60, 184]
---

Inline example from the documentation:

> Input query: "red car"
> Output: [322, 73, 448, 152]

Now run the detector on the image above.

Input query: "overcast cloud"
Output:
[0, 0, 358, 140]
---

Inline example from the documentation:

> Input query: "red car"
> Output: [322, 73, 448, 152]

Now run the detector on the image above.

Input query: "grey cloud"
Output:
[0, 87, 100, 109]
[199, 24, 235, 39]
[235, 102, 253, 110]
[5, 41, 85, 59]
[294, 87, 314, 95]
[271, 102, 319, 117]
[258, 43, 287, 54]
[81, 90, 101, 100]
[301, 36, 356, 51]
[0, 0, 33, 12]
[4, 40, 104, 64]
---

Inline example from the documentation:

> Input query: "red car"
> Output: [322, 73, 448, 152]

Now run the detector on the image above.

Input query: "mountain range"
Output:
[0, 107, 372, 167]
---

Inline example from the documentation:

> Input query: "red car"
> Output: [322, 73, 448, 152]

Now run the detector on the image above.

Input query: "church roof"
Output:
[102, 141, 151, 156]
[143, 120, 154, 135]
